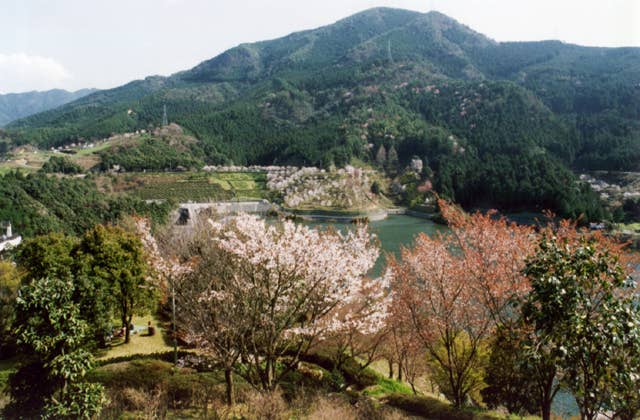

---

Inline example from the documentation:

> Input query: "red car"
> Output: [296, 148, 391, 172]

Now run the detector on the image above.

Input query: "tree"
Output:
[316, 273, 391, 372]
[607, 306, 640, 420]
[15, 233, 78, 282]
[6, 277, 106, 418]
[523, 235, 640, 420]
[16, 233, 109, 348]
[136, 218, 239, 405]
[482, 323, 548, 416]
[76, 225, 153, 343]
[384, 299, 426, 393]
[192, 214, 380, 392]
[174, 232, 248, 405]
[389, 200, 535, 407]
[0, 261, 19, 357]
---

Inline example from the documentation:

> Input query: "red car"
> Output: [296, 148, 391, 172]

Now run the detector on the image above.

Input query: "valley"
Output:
[1, 5, 639, 420]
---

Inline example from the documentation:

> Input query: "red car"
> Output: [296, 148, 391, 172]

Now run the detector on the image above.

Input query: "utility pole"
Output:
[172, 280, 177, 366]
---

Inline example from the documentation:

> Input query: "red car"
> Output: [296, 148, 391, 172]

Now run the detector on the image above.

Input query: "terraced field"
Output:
[118, 172, 268, 202]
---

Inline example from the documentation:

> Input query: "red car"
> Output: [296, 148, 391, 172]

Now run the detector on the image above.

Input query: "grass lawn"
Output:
[97, 315, 173, 361]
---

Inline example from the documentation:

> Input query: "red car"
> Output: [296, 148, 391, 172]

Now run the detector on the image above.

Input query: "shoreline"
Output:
[173, 200, 437, 224]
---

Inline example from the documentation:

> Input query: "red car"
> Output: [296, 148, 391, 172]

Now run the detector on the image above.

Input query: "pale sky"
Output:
[0, 0, 638, 94]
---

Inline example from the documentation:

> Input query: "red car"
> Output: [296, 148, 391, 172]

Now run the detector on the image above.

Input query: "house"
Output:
[0, 222, 22, 253]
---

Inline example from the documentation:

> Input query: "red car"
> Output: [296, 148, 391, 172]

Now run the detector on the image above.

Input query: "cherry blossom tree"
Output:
[389, 200, 536, 407]
[317, 272, 391, 371]
[203, 214, 380, 391]
[139, 214, 384, 399]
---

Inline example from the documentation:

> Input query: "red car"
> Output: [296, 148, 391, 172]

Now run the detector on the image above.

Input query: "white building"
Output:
[0, 222, 22, 253]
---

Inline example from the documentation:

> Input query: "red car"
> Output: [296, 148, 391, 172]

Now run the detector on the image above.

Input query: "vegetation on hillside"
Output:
[0, 171, 171, 237]
[3, 8, 637, 219]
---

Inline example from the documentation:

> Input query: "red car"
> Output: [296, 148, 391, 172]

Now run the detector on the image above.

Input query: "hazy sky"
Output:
[1, 0, 638, 94]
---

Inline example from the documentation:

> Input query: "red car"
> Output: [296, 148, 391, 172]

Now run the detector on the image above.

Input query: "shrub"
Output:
[384, 393, 501, 420]
[245, 389, 289, 420]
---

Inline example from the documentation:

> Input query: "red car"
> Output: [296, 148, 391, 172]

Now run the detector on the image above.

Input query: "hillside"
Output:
[0, 88, 97, 126]
[4, 7, 639, 219]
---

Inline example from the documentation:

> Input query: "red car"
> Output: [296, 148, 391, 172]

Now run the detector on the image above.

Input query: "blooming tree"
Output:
[202, 214, 381, 391]
[389, 200, 535, 407]
[316, 271, 391, 371]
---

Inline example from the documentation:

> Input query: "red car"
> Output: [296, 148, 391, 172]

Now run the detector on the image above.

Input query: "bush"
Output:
[299, 352, 378, 389]
[384, 393, 501, 420]
[40, 156, 83, 174]
[246, 389, 289, 420]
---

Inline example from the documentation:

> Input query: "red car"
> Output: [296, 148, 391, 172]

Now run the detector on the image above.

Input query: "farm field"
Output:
[111, 171, 268, 202]
[0, 137, 129, 174]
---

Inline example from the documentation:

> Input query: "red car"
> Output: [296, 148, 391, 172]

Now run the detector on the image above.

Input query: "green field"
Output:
[121, 172, 268, 202]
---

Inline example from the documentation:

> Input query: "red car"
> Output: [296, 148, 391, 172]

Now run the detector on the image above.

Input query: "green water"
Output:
[301, 214, 447, 277]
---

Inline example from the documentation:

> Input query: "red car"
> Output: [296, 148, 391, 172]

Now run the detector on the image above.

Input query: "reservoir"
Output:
[300, 214, 446, 277]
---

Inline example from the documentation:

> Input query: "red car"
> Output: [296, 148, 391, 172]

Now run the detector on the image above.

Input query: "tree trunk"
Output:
[225, 368, 235, 406]
[410, 381, 417, 395]
[388, 359, 394, 379]
[125, 314, 133, 343]
[542, 401, 551, 420]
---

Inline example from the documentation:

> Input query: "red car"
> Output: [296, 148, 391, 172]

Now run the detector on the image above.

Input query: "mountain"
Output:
[0, 88, 98, 126]
[5, 7, 640, 219]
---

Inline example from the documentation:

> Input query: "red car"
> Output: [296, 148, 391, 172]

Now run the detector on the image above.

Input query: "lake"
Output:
[300, 214, 447, 276]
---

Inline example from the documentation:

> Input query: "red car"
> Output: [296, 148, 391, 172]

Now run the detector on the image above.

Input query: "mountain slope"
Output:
[4, 7, 639, 220]
[0, 88, 97, 126]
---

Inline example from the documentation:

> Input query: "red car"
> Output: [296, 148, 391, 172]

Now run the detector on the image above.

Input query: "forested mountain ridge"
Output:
[5, 7, 639, 219]
[0, 88, 97, 126]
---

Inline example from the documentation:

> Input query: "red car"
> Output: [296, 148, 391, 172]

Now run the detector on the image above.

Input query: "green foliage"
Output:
[44, 382, 107, 419]
[40, 155, 84, 174]
[426, 333, 489, 407]
[4, 9, 634, 218]
[482, 325, 541, 416]
[364, 375, 414, 397]
[0, 262, 18, 357]
[523, 236, 640, 420]
[0, 171, 171, 238]
[6, 276, 106, 418]
[76, 225, 154, 344]
[98, 135, 204, 171]
[16, 228, 156, 349]
[16, 232, 78, 281]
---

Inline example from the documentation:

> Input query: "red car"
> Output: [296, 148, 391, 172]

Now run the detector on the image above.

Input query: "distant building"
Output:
[0, 222, 21, 253]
